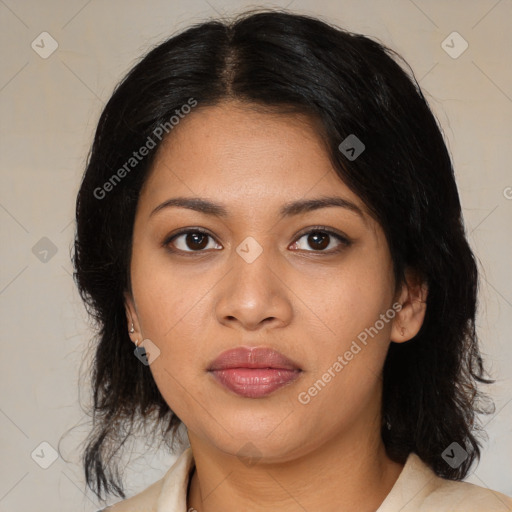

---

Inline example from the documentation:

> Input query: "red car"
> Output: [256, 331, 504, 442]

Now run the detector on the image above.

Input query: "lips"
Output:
[208, 346, 301, 371]
[208, 346, 302, 398]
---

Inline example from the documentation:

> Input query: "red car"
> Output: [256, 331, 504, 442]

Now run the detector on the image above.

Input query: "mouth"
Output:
[207, 346, 302, 398]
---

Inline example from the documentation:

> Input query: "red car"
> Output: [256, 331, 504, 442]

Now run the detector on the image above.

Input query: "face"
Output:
[125, 100, 417, 463]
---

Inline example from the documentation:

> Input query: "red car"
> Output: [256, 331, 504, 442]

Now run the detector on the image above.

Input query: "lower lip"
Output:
[209, 368, 301, 398]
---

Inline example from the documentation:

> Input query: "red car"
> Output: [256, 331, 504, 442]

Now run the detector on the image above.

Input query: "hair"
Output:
[73, 8, 494, 501]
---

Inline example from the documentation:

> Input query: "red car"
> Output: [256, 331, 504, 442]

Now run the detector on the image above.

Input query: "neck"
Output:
[187, 418, 404, 512]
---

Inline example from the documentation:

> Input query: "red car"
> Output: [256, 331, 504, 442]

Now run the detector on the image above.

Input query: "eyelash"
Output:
[162, 226, 352, 256]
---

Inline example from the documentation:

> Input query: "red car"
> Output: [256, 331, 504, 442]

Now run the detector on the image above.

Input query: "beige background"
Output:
[0, 0, 511, 510]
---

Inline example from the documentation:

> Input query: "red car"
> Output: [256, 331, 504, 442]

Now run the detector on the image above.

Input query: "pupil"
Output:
[309, 232, 328, 250]
[188, 233, 208, 250]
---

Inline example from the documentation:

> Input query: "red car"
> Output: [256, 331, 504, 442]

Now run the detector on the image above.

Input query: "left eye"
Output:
[291, 229, 351, 253]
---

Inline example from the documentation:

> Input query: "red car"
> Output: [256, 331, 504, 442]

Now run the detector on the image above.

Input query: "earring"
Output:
[129, 322, 135, 333]
[383, 413, 392, 430]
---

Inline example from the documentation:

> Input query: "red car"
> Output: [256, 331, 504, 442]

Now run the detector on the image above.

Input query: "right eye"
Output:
[163, 228, 222, 254]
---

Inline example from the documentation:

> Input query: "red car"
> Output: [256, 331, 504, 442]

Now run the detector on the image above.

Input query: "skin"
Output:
[123, 100, 428, 512]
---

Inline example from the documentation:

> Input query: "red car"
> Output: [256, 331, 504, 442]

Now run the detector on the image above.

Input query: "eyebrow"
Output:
[150, 195, 367, 222]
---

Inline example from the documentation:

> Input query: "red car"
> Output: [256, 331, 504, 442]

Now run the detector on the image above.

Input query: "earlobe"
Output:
[390, 269, 428, 343]
[124, 291, 140, 344]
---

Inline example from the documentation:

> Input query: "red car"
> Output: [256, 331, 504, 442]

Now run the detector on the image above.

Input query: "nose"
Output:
[214, 244, 293, 331]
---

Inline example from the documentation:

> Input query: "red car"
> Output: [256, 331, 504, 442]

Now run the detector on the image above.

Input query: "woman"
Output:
[73, 9, 512, 511]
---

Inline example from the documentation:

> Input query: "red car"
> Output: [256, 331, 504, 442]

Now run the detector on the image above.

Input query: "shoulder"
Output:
[99, 477, 163, 512]
[416, 478, 512, 511]
[431, 479, 512, 510]
[99, 447, 195, 512]
[379, 452, 512, 512]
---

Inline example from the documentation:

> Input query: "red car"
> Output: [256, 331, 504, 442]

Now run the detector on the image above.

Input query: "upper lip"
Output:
[208, 346, 301, 371]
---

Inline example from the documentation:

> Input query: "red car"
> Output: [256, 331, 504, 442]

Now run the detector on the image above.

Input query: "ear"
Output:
[124, 290, 141, 346]
[390, 268, 428, 343]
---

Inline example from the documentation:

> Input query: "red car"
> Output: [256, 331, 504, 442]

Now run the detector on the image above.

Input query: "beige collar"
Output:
[152, 447, 511, 512]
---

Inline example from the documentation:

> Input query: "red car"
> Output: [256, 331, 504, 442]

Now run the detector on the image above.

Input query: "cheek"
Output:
[301, 255, 394, 396]
[129, 248, 206, 389]
[295, 273, 392, 429]
[131, 240, 201, 335]
[131, 259, 210, 422]
[309, 258, 393, 342]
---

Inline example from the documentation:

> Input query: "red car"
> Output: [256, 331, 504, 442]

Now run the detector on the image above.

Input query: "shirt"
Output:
[100, 447, 512, 511]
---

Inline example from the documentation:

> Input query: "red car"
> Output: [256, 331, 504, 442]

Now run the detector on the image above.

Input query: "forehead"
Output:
[139, 101, 371, 223]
